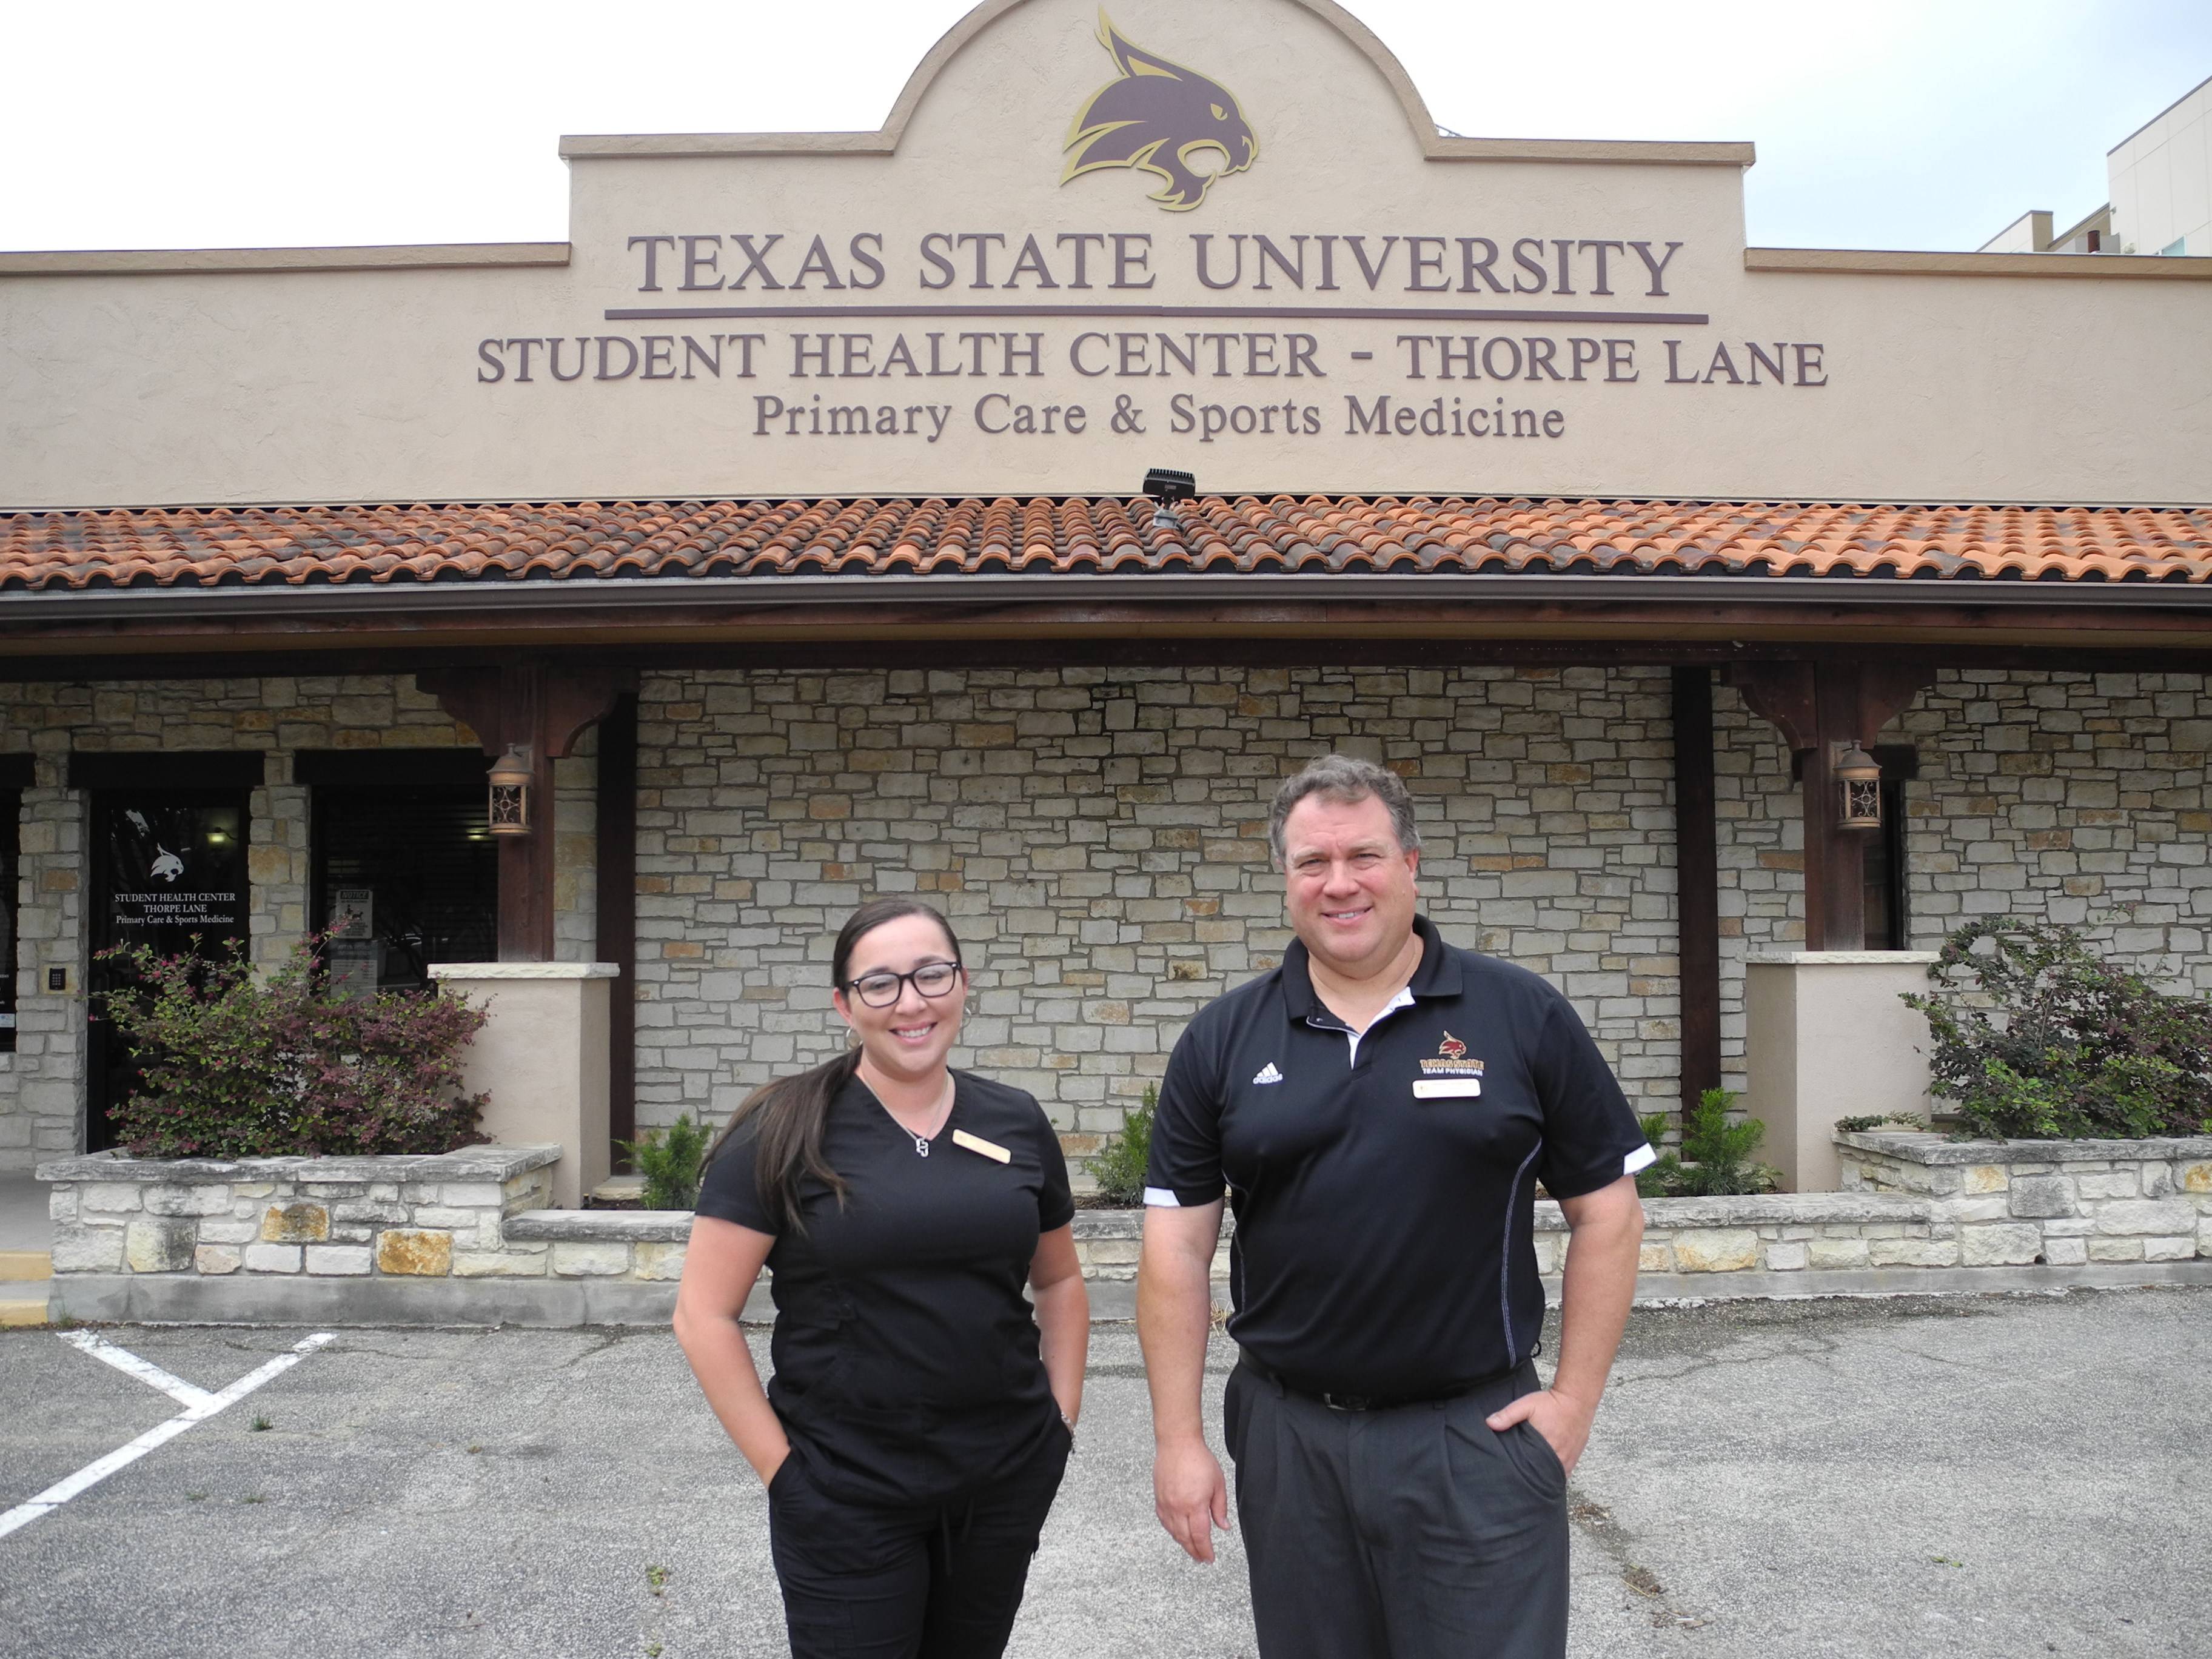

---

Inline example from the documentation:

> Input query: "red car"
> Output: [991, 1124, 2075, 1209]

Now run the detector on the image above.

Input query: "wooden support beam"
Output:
[1672, 668, 1721, 1119]
[1731, 660, 1933, 951]
[595, 694, 639, 1159]
[418, 663, 635, 962]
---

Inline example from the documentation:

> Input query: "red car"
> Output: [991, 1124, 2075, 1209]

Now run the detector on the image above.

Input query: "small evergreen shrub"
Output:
[96, 935, 488, 1159]
[1903, 919, 2212, 1139]
[1084, 1083, 1157, 1206]
[1634, 1089, 1777, 1198]
[620, 1113, 709, 1210]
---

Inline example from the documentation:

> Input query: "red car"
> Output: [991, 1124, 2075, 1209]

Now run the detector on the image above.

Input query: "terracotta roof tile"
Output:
[0, 497, 2208, 594]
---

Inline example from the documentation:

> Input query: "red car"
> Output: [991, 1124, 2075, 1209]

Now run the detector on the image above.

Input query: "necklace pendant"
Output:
[916, 1138, 930, 1157]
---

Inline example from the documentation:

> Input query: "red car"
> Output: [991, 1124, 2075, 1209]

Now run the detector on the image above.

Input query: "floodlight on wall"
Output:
[488, 744, 534, 837]
[1834, 742, 1883, 831]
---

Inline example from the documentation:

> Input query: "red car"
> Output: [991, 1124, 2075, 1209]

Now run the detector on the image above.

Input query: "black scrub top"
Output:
[695, 1069, 1074, 1508]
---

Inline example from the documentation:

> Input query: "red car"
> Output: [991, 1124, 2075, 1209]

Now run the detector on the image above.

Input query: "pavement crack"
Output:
[1567, 1484, 1710, 1632]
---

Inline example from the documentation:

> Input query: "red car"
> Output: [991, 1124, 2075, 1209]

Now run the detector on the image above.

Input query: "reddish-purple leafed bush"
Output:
[96, 935, 489, 1158]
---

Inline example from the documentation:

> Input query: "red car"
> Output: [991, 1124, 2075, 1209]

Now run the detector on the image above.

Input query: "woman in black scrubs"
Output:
[674, 897, 1088, 1659]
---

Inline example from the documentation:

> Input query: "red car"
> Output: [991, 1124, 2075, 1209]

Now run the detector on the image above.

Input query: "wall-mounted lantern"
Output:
[1834, 742, 1883, 831]
[487, 744, 534, 837]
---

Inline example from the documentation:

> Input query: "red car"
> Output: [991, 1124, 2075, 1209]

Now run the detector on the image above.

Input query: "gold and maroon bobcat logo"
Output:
[1421, 1033, 1484, 1077]
[1061, 12, 1258, 212]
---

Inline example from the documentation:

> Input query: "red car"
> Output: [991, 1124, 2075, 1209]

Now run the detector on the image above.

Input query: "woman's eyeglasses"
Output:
[843, 961, 964, 1007]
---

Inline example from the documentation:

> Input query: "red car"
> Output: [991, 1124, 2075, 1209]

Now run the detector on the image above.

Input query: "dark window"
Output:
[1, 793, 18, 1054]
[310, 771, 497, 995]
[1860, 777, 1911, 951]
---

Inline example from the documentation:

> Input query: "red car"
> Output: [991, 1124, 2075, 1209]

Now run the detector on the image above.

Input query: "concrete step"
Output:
[0, 1249, 53, 1281]
[0, 1281, 54, 1327]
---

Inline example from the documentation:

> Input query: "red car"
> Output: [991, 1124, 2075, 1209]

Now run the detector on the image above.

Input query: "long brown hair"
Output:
[708, 897, 964, 1233]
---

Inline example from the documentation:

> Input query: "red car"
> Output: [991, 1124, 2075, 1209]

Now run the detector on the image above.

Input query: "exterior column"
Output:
[419, 665, 635, 963]
[431, 962, 618, 1208]
[1731, 660, 1932, 952]
[1671, 667, 1721, 1116]
[1746, 950, 1938, 1190]
[593, 694, 639, 1156]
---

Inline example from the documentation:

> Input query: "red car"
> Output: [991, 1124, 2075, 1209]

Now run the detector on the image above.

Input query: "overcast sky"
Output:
[5, 0, 2208, 255]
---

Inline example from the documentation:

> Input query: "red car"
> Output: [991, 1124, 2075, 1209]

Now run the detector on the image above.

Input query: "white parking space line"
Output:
[58, 1329, 215, 1409]
[0, 1331, 335, 1541]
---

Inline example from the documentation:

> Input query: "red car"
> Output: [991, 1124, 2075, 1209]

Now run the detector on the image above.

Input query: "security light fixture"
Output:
[488, 744, 534, 837]
[1834, 742, 1883, 831]
[1142, 467, 1197, 529]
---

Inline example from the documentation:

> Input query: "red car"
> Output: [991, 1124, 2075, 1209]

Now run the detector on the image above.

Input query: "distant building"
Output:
[1983, 72, 2209, 255]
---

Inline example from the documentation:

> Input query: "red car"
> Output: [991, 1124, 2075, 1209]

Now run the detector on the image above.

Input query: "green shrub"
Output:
[1903, 919, 2212, 1139]
[1084, 1083, 1157, 1206]
[620, 1113, 709, 1210]
[1634, 1110, 1679, 1199]
[95, 934, 488, 1159]
[1635, 1089, 1776, 1198]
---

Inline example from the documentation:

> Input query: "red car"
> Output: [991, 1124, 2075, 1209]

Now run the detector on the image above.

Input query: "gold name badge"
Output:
[951, 1129, 1011, 1164]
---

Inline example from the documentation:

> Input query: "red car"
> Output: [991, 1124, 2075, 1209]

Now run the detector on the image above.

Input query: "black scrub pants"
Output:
[766, 1423, 1071, 1659]
[1223, 1357, 1570, 1659]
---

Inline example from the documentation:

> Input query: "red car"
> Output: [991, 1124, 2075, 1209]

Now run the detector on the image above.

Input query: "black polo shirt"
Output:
[1145, 915, 1652, 1398]
[695, 1070, 1073, 1508]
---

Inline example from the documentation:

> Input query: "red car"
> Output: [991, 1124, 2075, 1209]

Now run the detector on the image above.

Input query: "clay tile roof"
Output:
[0, 497, 2207, 594]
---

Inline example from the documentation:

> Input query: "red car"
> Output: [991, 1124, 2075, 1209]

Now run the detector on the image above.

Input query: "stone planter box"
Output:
[1835, 1131, 2212, 1268]
[35, 1145, 686, 1326]
[39, 1139, 2211, 1328]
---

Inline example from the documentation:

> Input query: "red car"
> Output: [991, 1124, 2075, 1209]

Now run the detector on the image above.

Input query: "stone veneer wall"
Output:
[42, 1146, 561, 1278]
[0, 677, 598, 1167]
[1708, 669, 2212, 1096]
[1838, 1132, 2212, 1266]
[1900, 670, 2212, 995]
[631, 665, 1683, 1143]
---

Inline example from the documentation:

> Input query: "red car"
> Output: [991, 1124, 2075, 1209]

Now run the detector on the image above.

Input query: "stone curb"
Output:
[47, 1259, 2211, 1330]
[1837, 1131, 2212, 1165]
[506, 1210, 693, 1244]
[35, 1145, 563, 1184]
[1602, 1258, 2212, 1304]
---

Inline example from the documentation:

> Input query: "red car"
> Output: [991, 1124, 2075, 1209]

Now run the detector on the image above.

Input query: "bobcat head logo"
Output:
[149, 844, 185, 885]
[1061, 12, 1258, 212]
[1438, 1033, 1468, 1061]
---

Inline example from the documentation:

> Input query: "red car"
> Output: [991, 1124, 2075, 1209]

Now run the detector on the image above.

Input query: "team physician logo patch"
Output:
[1419, 1033, 1486, 1078]
[1061, 11, 1259, 212]
[1252, 1062, 1284, 1085]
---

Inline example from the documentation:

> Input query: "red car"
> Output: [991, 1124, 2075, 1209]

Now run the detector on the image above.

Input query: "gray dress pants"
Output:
[1223, 1358, 1570, 1659]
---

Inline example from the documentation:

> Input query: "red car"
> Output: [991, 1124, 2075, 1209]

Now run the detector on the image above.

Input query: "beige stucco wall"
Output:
[434, 964, 615, 1208]
[1744, 953, 1936, 1191]
[4, 0, 2208, 509]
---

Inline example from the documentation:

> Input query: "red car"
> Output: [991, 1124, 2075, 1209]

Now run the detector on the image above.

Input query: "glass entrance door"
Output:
[88, 791, 251, 1150]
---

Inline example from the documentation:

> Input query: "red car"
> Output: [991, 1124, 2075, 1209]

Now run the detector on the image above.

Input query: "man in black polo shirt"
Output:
[1137, 753, 1652, 1659]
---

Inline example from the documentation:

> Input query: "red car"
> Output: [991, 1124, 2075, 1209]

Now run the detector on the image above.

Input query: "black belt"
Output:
[1238, 1352, 1529, 1413]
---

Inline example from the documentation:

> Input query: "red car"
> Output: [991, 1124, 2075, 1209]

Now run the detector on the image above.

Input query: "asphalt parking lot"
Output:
[0, 1285, 2202, 1658]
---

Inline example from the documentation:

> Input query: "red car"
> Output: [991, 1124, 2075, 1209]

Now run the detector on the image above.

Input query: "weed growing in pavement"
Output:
[249, 1415, 271, 1432]
[645, 1564, 669, 1597]
[242, 1493, 266, 1504]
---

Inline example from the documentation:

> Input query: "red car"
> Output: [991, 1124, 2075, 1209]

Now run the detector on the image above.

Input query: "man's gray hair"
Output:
[1267, 754, 1421, 870]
